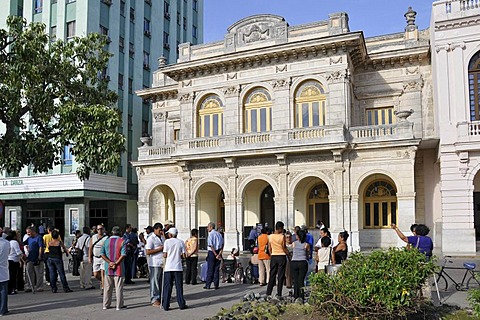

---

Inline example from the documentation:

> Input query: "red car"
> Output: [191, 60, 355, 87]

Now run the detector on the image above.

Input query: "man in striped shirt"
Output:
[101, 226, 127, 311]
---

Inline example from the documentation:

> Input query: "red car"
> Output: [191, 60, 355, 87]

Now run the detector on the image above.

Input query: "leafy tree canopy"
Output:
[0, 16, 125, 180]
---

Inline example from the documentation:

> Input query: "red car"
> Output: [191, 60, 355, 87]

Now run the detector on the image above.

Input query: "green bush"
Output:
[309, 248, 435, 319]
[468, 287, 480, 317]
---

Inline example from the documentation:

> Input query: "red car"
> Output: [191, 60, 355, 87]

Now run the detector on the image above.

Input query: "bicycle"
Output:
[434, 256, 480, 291]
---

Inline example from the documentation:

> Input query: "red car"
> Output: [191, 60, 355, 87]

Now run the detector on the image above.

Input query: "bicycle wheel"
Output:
[245, 265, 253, 283]
[234, 268, 244, 284]
[467, 272, 480, 290]
[432, 273, 448, 291]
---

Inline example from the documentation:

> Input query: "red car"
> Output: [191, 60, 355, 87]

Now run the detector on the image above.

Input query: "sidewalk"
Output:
[6, 254, 478, 319]
[8, 271, 265, 320]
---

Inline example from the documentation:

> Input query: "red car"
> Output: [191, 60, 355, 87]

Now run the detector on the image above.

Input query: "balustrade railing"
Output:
[188, 138, 219, 149]
[235, 133, 271, 144]
[288, 128, 325, 140]
[148, 146, 176, 156]
[350, 124, 396, 138]
[469, 121, 480, 136]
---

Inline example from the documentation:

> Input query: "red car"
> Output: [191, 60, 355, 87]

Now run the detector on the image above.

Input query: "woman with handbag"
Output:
[257, 228, 270, 286]
[290, 229, 310, 300]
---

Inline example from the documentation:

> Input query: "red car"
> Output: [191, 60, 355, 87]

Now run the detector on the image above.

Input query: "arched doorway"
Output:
[260, 185, 275, 229]
[308, 183, 330, 228]
[363, 180, 397, 229]
[149, 185, 175, 226]
[196, 182, 225, 249]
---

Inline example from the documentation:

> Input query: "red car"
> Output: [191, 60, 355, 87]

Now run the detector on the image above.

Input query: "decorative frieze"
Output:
[226, 73, 237, 80]
[271, 79, 290, 90]
[276, 64, 288, 73]
[222, 86, 241, 97]
[458, 151, 469, 177]
[178, 93, 194, 103]
[153, 112, 166, 122]
[326, 70, 347, 83]
[403, 78, 424, 92]
[435, 41, 466, 53]
[329, 56, 343, 65]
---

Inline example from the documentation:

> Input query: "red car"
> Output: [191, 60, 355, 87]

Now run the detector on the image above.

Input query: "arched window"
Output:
[364, 180, 397, 229]
[469, 51, 480, 121]
[294, 81, 326, 128]
[198, 95, 223, 137]
[308, 183, 330, 228]
[244, 88, 272, 133]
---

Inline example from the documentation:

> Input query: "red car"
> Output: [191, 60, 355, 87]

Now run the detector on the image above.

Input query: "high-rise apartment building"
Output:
[0, 0, 203, 240]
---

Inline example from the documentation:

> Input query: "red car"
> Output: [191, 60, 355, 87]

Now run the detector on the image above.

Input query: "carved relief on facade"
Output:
[182, 80, 192, 87]
[329, 56, 343, 65]
[222, 86, 241, 97]
[289, 154, 333, 164]
[191, 176, 202, 187]
[226, 73, 237, 80]
[136, 167, 145, 176]
[242, 24, 270, 44]
[458, 151, 469, 177]
[152, 102, 165, 109]
[237, 159, 276, 167]
[178, 93, 194, 103]
[190, 162, 226, 170]
[403, 77, 424, 92]
[405, 66, 419, 75]
[320, 169, 335, 182]
[276, 64, 288, 73]
[326, 69, 347, 83]
[271, 79, 291, 90]
[153, 112, 166, 122]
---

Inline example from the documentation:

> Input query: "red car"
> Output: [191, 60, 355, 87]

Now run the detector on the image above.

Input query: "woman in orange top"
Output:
[257, 228, 270, 286]
[266, 221, 289, 297]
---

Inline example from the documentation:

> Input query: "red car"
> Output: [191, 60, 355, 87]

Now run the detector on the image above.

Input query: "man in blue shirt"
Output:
[24, 226, 45, 292]
[203, 222, 223, 290]
[247, 224, 259, 254]
[301, 225, 314, 264]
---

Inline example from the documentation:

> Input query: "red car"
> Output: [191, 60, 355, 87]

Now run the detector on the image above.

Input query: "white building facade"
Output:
[134, 10, 444, 252]
[431, 0, 480, 255]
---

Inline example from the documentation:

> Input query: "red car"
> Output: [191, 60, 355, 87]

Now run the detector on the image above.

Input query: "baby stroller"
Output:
[222, 248, 244, 284]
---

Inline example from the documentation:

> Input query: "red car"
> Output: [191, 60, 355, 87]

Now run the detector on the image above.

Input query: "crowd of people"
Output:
[0, 218, 433, 316]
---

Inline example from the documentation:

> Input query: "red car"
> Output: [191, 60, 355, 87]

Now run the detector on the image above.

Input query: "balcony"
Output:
[433, 0, 480, 21]
[456, 120, 480, 142]
[138, 122, 415, 162]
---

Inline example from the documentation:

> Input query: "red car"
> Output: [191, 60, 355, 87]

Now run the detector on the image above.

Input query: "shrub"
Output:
[309, 248, 435, 319]
[468, 287, 480, 317]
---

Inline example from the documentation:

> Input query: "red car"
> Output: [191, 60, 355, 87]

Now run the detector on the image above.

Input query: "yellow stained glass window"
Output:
[198, 95, 223, 137]
[244, 88, 272, 133]
[364, 180, 397, 229]
[294, 81, 326, 128]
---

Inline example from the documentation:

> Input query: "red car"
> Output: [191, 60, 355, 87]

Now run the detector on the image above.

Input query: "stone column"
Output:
[276, 154, 289, 227]
[178, 161, 192, 240]
[178, 93, 195, 139]
[236, 200, 245, 250]
[271, 79, 291, 131]
[137, 201, 150, 230]
[224, 157, 239, 250]
[287, 196, 295, 230]
[350, 195, 360, 251]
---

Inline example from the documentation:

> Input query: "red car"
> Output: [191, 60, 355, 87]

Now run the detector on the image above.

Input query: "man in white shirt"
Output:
[76, 226, 94, 289]
[145, 223, 164, 307]
[0, 234, 10, 316]
[89, 225, 108, 294]
[162, 228, 187, 311]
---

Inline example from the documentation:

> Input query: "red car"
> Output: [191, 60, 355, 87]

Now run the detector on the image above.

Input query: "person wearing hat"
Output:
[144, 226, 154, 240]
[145, 223, 164, 307]
[162, 227, 188, 311]
[101, 226, 127, 311]
[163, 220, 174, 238]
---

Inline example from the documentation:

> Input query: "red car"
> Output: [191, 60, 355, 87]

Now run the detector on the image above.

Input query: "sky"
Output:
[203, 0, 434, 43]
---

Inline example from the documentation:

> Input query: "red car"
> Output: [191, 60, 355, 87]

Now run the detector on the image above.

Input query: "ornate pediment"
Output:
[225, 14, 288, 51]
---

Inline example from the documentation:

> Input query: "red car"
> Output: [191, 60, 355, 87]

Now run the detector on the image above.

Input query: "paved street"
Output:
[5, 254, 478, 319]
[7, 271, 264, 320]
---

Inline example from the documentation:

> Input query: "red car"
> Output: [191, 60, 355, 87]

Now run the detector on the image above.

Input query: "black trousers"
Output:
[185, 256, 198, 284]
[8, 260, 20, 293]
[266, 255, 287, 297]
[290, 260, 308, 299]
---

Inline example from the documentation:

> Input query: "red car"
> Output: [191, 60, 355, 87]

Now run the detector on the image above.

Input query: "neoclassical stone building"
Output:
[133, 9, 441, 253]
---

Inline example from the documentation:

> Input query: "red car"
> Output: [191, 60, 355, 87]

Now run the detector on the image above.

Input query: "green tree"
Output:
[0, 16, 125, 180]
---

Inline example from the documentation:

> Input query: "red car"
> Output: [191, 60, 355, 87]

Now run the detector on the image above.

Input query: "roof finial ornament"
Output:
[404, 7, 417, 30]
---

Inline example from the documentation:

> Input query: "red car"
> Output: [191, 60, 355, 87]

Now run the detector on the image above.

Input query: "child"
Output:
[316, 236, 332, 273]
